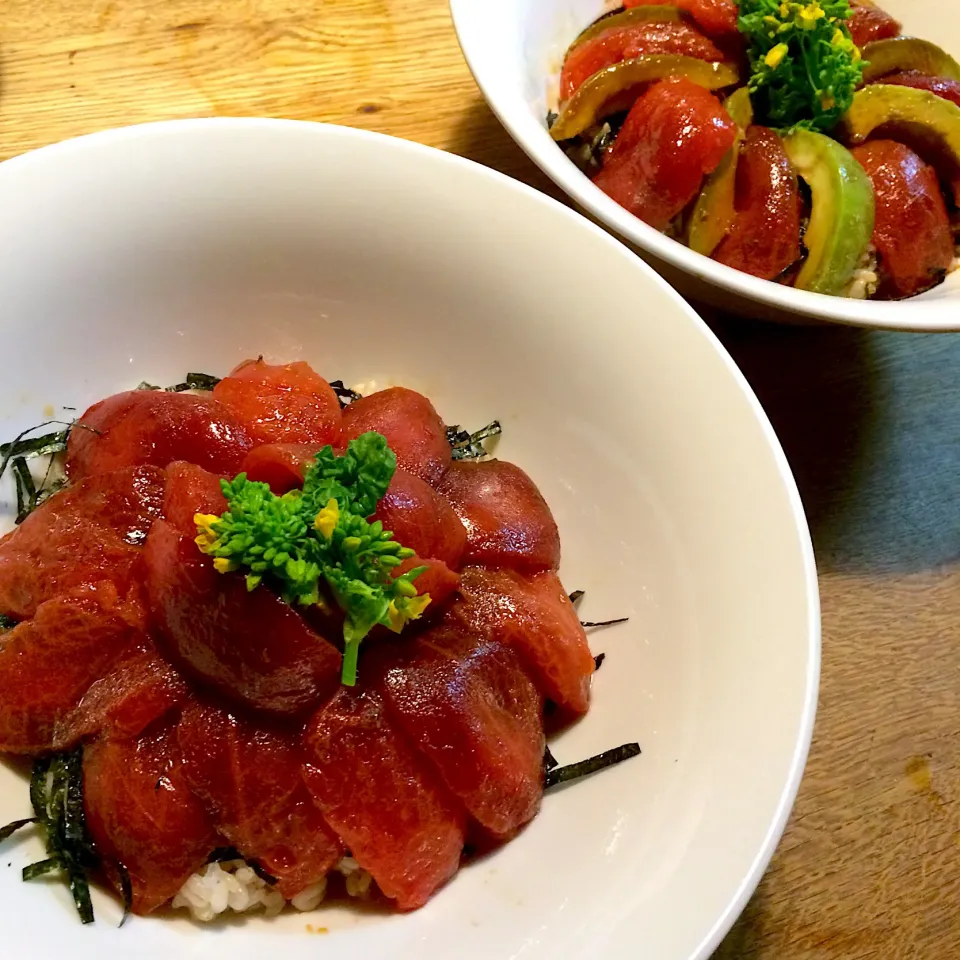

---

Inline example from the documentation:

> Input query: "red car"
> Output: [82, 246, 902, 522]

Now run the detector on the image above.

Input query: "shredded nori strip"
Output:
[593, 652, 606, 671]
[138, 372, 221, 393]
[329, 380, 363, 408]
[546, 110, 558, 129]
[0, 422, 73, 480]
[0, 817, 37, 843]
[13, 749, 100, 924]
[581, 617, 630, 628]
[544, 743, 641, 789]
[568, 589, 585, 606]
[447, 420, 502, 460]
[543, 745, 559, 774]
[22, 858, 59, 881]
[117, 863, 133, 928]
[248, 861, 279, 886]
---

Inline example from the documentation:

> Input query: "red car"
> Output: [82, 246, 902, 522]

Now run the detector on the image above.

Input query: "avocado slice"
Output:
[861, 37, 960, 84]
[569, 5, 688, 53]
[550, 56, 739, 141]
[782, 129, 875, 296]
[842, 84, 960, 205]
[687, 88, 754, 257]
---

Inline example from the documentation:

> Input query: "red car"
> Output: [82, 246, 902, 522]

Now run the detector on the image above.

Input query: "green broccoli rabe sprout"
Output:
[738, 0, 865, 132]
[195, 431, 429, 685]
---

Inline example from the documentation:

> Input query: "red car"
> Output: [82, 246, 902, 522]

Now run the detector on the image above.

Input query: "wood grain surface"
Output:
[3, 2, 960, 956]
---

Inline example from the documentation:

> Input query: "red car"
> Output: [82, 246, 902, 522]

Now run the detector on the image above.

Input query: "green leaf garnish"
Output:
[196, 431, 431, 685]
[738, 0, 865, 132]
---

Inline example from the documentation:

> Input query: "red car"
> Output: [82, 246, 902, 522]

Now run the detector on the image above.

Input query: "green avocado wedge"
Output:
[686, 88, 755, 257]
[861, 37, 960, 84]
[842, 84, 960, 205]
[781, 129, 875, 297]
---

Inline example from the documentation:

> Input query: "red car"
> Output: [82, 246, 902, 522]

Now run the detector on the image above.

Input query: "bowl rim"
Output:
[0, 116, 822, 958]
[449, 0, 960, 331]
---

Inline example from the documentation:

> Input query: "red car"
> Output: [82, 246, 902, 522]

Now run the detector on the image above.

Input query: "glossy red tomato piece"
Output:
[560, 20, 727, 102]
[240, 443, 323, 494]
[177, 698, 343, 897]
[249, 789, 344, 898]
[163, 461, 228, 536]
[714, 126, 802, 279]
[0, 584, 144, 753]
[0, 466, 165, 619]
[212, 359, 343, 447]
[372, 626, 544, 841]
[873, 71, 960, 108]
[84, 723, 218, 914]
[303, 686, 466, 910]
[341, 388, 451, 485]
[449, 567, 595, 717]
[852, 140, 954, 299]
[593, 77, 737, 230]
[66, 391, 252, 480]
[144, 519, 341, 717]
[32, 465, 165, 546]
[54, 643, 188, 749]
[436, 460, 560, 573]
[623, 0, 740, 37]
[847, 2, 901, 48]
[393, 556, 461, 612]
[0, 515, 141, 620]
[375, 469, 468, 568]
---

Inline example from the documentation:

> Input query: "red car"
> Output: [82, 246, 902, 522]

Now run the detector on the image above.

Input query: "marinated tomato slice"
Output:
[66, 390, 252, 480]
[561, 20, 727, 102]
[83, 722, 218, 915]
[303, 685, 466, 910]
[847, 2, 901, 49]
[592, 77, 737, 231]
[212, 359, 343, 448]
[436, 460, 560, 573]
[851, 140, 954, 298]
[341, 387, 451, 485]
[713, 126, 802, 280]
[623, 0, 740, 38]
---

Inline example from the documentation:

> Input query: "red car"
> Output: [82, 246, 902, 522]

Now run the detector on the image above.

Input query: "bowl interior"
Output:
[451, 0, 960, 329]
[0, 120, 817, 960]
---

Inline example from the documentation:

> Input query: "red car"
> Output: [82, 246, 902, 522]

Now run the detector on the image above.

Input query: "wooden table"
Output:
[4, 1, 959, 956]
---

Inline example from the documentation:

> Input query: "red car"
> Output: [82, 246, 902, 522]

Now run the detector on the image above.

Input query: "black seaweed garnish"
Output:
[0, 817, 37, 843]
[0, 419, 96, 525]
[568, 589, 585, 606]
[117, 863, 133, 928]
[543, 745, 559, 774]
[0, 750, 101, 923]
[138, 372, 221, 393]
[546, 110, 559, 130]
[329, 380, 363, 408]
[447, 421, 502, 460]
[0, 614, 17, 632]
[581, 617, 630, 628]
[544, 743, 641, 789]
[593, 652, 606, 671]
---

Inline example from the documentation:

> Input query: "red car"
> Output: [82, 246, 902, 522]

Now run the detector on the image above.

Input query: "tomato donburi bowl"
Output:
[0, 120, 817, 960]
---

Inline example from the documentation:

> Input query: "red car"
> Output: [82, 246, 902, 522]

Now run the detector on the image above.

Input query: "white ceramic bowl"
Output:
[0, 119, 818, 960]
[450, 0, 960, 330]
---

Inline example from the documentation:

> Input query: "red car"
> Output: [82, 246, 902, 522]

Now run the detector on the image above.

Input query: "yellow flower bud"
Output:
[314, 498, 340, 540]
[765, 42, 789, 69]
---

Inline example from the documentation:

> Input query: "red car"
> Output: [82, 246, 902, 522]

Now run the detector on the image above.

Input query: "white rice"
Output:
[172, 857, 374, 923]
[844, 246, 880, 300]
